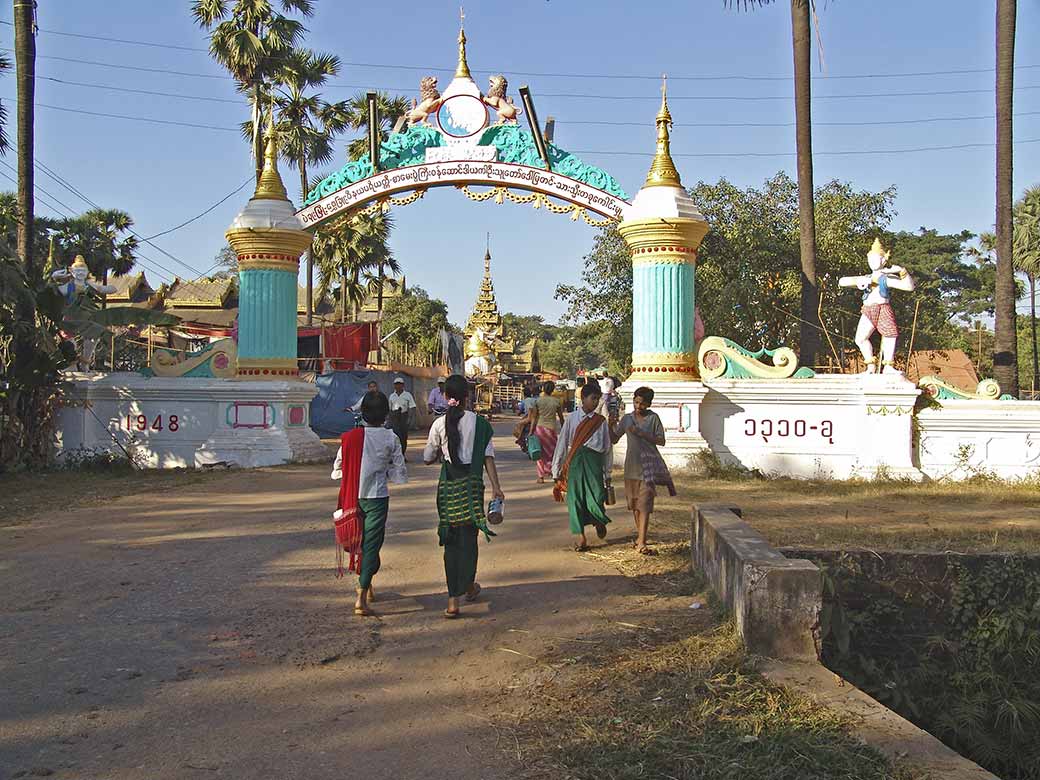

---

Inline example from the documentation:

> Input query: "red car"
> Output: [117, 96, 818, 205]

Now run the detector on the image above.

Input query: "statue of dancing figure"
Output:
[839, 238, 915, 374]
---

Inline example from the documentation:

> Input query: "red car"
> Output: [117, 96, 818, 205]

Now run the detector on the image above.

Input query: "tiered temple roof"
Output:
[464, 250, 506, 343]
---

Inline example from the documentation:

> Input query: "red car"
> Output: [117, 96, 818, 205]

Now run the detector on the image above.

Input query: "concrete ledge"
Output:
[761, 660, 998, 779]
[691, 503, 821, 659]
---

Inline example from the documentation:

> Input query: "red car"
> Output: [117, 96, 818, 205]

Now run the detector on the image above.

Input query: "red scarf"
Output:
[335, 428, 366, 577]
[553, 414, 606, 503]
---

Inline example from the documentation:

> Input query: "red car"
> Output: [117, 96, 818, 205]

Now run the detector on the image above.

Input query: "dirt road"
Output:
[0, 424, 660, 780]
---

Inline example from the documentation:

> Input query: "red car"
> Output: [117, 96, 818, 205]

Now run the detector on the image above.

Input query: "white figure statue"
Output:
[51, 254, 117, 371]
[838, 238, 915, 374]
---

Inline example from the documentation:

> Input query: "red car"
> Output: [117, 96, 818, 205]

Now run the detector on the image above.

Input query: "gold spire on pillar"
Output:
[643, 75, 683, 189]
[254, 108, 288, 201]
[455, 6, 472, 79]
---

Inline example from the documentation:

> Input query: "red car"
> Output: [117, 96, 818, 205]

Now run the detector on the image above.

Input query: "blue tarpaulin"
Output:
[309, 370, 418, 439]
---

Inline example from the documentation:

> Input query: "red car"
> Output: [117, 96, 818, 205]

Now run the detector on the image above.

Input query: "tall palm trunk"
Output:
[994, 0, 1018, 396]
[14, 0, 35, 277]
[790, 0, 820, 367]
[299, 155, 312, 324]
[252, 83, 264, 186]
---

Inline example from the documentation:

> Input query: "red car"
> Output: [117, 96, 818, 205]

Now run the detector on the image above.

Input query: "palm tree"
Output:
[56, 209, 139, 298]
[724, 0, 821, 366]
[12, 0, 33, 277]
[1014, 186, 1040, 393]
[263, 48, 351, 325]
[311, 212, 398, 323]
[192, 0, 313, 186]
[994, 0, 1019, 396]
[343, 91, 411, 163]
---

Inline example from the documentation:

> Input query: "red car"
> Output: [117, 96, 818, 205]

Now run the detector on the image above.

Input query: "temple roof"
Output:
[162, 277, 237, 309]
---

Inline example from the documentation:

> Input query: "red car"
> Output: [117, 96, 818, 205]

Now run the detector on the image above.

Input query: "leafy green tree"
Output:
[501, 313, 558, 345]
[555, 226, 633, 372]
[1014, 185, 1040, 391]
[192, 0, 313, 185]
[380, 286, 450, 362]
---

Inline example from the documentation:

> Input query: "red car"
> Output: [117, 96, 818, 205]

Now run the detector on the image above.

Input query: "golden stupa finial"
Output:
[255, 103, 288, 201]
[455, 6, 472, 79]
[643, 74, 683, 189]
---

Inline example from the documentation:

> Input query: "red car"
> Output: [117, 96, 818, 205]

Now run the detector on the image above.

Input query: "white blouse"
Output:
[331, 426, 408, 499]
[424, 411, 495, 465]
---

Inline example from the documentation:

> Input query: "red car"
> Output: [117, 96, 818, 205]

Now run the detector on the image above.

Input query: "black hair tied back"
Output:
[444, 374, 469, 464]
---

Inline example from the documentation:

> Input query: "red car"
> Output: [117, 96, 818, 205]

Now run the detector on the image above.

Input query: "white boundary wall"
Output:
[55, 373, 328, 469]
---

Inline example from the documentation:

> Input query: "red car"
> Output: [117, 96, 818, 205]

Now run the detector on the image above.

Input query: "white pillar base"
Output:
[55, 373, 329, 469]
[616, 379, 711, 470]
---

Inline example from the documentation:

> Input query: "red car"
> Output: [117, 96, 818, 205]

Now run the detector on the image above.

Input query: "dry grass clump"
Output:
[500, 546, 924, 780]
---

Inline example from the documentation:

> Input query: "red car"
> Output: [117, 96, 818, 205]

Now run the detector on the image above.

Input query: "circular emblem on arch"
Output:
[436, 94, 489, 139]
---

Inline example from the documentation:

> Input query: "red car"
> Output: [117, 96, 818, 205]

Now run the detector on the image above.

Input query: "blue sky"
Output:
[5, 0, 1039, 324]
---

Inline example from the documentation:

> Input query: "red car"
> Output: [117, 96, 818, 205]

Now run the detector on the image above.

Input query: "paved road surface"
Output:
[0, 423, 659, 780]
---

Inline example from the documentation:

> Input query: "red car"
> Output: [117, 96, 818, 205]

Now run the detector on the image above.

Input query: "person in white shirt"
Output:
[388, 377, 417, 457]
[552, 379, 612, 552]
[331, 391, 407, 616]
[423, 375, 505, 619]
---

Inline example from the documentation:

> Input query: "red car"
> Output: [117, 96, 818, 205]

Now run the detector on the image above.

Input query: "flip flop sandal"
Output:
[444, 609, 460, 619]
[595, 524, 608, 540]
[353, 606, 373, 617]
[574, 543, 590, 552]
[637, 546, 657, 556]
[465, 583, 482, 602]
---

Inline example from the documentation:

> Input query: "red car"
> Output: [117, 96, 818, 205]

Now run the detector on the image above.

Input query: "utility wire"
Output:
[31, 75, 1040, 129]
[3, 20, 1040, 82]
[14, 97, 1040, 157]
[8, 48, 1040, 100]
[141, 177, 253, 240]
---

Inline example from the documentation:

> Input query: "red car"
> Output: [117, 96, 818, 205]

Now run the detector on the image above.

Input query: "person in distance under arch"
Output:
[423, 375, 505, 619]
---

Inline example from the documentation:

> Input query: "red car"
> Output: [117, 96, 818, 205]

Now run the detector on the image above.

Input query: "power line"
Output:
[4, 20, 1040, 83]
[31, 75, 1040, 129]
[25, 99, 240, 132]
[141, 177, 254, 240]
[10, 48, 1040, 100]
[570, 138, 1040, 158]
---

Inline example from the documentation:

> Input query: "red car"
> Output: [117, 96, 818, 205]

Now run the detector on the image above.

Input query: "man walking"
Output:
[389, 377, 417, 457]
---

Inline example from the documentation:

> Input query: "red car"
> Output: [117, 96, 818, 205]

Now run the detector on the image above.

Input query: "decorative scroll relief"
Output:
[299, 161, 630, 228]
[918, 375, 1015, 402]
[143, 338, 236, 379]
[698, 336, 815, 380]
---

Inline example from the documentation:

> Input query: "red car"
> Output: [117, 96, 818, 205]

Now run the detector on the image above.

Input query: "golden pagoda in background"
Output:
[463, 248, 540, 376]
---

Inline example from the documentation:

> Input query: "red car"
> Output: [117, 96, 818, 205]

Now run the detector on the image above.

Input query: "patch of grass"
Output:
[0, 466, 219, 527]
[504, 615, 924, 780]
[650, 472, 1040, 555]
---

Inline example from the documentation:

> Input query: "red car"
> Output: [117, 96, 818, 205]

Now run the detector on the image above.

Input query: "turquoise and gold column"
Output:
[618, 84, 708, 381]
[226, 123, 312, 378]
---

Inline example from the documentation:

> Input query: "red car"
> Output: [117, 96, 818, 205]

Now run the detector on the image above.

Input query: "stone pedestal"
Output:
[616, 379, 710, 470]
[55, 373, 328, 469]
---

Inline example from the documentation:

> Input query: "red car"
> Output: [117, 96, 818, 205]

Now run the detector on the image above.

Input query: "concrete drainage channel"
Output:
[690, 504, 998, 780]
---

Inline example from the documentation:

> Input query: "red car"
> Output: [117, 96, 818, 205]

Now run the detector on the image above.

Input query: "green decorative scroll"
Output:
[478, 125, 628, 200]
[918, 376, 1015, 401]
[304, 123, 628, 206]
[305, 125, 445, 205]
[698, 336, 816, 380]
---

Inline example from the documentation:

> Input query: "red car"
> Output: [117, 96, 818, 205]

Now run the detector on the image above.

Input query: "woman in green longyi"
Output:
[552, 380, 612, 552]
[424, 375, 505, 619]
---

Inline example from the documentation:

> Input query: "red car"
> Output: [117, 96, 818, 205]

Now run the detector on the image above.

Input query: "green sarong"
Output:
[437, 415, 495, 597]
[566, 446, 611, 535]
[358, 497, 389, 590]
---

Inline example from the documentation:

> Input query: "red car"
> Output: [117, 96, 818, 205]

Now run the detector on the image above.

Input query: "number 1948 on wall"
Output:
[124, 414, 180, 432]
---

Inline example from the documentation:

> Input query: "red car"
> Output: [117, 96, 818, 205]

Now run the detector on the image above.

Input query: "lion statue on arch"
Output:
[407, 76, 442, 126]
[484, 75, 520, 123]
